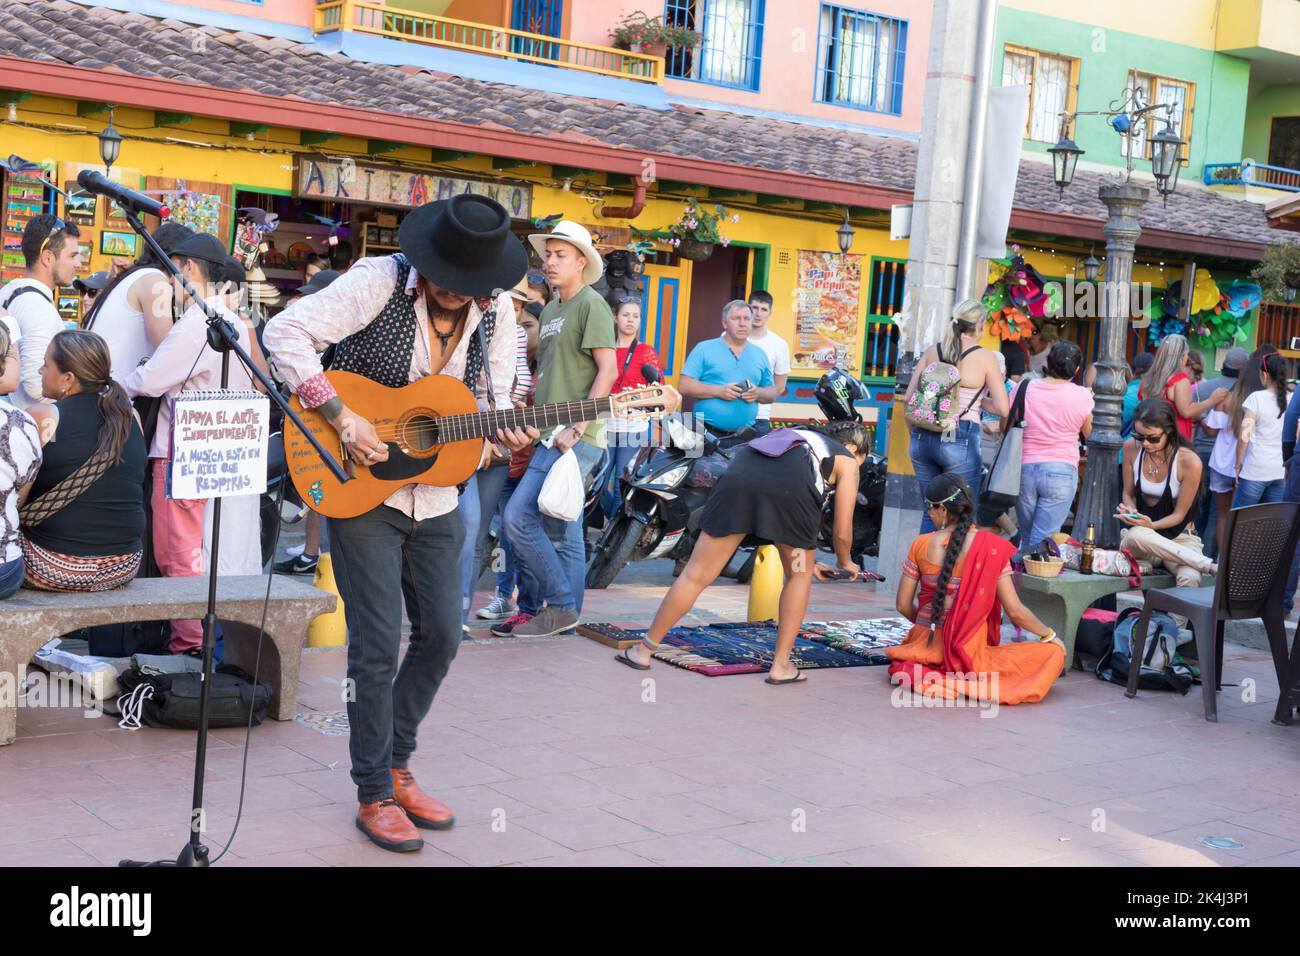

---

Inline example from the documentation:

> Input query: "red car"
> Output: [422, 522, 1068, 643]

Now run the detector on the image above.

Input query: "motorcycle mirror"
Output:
[642, 364, 661, 384]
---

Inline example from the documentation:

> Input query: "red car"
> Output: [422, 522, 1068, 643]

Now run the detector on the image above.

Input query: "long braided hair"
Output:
[924, 473, 975, 645]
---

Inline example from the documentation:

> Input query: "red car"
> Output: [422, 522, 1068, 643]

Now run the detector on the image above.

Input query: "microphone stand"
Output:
[117, 210, 348, 867]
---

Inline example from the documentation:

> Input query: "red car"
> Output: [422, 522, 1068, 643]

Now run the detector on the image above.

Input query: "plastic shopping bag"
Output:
[538, 447, 583, 521]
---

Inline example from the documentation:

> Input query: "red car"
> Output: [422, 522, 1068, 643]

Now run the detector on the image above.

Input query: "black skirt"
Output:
[697, 445, 824, 549]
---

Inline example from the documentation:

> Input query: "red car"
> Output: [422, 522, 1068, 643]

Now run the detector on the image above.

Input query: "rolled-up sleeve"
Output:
[262, 257, 396, 408]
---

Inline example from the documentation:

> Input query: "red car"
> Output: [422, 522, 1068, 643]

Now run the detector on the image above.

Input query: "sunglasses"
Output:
[38, 217, 67, 257]
[1134, 430, 1168, 444]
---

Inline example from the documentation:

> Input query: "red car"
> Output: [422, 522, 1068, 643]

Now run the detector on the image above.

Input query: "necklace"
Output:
[1143, 448, 1170, 480]
[425, 290, 466, 352]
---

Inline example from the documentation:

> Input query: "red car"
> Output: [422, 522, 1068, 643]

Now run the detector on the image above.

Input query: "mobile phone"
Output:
[739, 379, 753, 391]
[1118, 512, 1142, 521]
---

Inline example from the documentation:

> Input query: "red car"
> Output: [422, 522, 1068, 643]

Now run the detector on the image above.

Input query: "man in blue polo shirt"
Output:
[679, 299, 776, 433]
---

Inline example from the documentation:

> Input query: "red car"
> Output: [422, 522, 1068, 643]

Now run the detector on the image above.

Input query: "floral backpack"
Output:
[905, 345, 981, 433]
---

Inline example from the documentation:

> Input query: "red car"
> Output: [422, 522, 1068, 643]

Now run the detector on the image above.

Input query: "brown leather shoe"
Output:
[391, 768, 456, 830]
[356, 798, 424, 852]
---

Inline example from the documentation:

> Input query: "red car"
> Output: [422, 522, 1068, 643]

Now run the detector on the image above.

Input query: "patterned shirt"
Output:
[262, 255, 516, 521]
[0, 404, 42, 562]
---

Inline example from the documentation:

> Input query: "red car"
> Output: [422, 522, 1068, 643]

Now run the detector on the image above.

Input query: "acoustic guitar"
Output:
[283, 371, 677, 519]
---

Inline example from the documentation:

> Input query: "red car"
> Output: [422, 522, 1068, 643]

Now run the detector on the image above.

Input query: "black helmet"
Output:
[815, 368, 869, 421]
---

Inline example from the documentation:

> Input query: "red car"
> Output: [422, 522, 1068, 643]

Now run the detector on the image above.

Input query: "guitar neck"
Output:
[438, 397, 615, 443]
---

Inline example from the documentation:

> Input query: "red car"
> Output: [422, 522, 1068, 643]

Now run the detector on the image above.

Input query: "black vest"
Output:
[330, 254, 495, 393]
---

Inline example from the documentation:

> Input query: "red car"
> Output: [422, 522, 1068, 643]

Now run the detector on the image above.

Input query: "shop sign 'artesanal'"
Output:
[297, 157, 532, 218]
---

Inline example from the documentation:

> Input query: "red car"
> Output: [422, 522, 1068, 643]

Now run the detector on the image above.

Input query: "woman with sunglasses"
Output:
[887, 474, 1065, 705]
[1117, 398, 1217, 586]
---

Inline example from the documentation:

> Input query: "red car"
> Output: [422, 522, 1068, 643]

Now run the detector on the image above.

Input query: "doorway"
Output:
[683, 245, 752, 358]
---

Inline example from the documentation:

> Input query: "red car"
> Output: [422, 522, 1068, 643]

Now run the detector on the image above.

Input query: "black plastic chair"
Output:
[1126, 501, 1300, 722]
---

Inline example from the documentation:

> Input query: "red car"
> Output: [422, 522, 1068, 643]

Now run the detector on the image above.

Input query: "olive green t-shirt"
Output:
[535, 284, 617, 448]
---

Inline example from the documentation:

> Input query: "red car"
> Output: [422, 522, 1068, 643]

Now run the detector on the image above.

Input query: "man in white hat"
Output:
[500, 220, 617, 638]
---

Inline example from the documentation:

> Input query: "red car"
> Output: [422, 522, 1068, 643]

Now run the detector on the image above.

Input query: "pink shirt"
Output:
[1014, 378, 1094, 465]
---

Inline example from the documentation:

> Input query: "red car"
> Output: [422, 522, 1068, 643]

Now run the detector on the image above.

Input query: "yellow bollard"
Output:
[746, 545, 784, 623]
[306, 552, 347, 647]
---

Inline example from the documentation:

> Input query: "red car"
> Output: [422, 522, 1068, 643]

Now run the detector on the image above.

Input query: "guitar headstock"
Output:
[610, 384, 681, 421]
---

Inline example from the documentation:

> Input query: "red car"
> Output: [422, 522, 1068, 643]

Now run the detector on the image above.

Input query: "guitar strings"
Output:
[360, 390, 669, 442]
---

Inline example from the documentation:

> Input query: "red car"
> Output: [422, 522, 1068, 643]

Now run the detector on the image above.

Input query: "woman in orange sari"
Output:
[887, 474, 1066, 704]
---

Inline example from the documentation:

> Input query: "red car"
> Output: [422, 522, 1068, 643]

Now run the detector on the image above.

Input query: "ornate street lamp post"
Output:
[1047, 88, 1184, 548]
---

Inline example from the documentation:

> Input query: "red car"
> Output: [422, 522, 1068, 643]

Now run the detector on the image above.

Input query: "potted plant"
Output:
[610, 11, 701, 58]
[664, 202, 739, 261]
[1249, 242, 1300, 303]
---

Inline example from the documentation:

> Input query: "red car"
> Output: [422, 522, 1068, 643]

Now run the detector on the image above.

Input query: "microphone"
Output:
[641, 364, 661, 384]
[76, 170, 170, 219]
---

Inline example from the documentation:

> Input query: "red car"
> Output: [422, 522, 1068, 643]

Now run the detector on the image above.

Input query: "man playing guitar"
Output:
[263, 195, 536, 853]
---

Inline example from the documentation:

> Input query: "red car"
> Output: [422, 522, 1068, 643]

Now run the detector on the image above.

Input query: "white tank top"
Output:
[792, 428, 842, 496]
[90, 268, 166, 384]
[1137, 448, 1182, 499]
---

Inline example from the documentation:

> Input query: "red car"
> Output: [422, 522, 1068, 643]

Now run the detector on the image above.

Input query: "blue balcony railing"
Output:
[1204, 160, 1300, 192]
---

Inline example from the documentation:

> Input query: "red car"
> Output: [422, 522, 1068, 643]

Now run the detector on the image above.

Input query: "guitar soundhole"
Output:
[398, 409, 441, 458]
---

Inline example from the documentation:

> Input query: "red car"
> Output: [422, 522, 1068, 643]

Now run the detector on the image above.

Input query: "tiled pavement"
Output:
[2, 561, 1299, 867]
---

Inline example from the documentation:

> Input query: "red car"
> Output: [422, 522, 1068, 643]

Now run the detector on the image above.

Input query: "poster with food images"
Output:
[792, 251, 862, 374]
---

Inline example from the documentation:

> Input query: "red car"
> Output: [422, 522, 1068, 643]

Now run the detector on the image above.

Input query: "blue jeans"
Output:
[1016, 461, 1079, 556]
[494, 473, 538, 615]
[751, 419, 773, 436]
[458, 463, 509, 623]
[1232, 477, 1284, 509]
[601, 425, 649, 521]
[503, 440, 604, 614]
[328, 505, 464, 803]
[1285, 455, 1300, 614]
[909, 420, 983, 534]
[0, 555, 23, 599]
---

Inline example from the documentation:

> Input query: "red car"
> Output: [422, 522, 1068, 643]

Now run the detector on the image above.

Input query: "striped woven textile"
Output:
[20, 538, 142, 593]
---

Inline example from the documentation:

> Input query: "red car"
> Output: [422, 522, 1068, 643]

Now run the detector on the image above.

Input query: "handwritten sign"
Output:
[169, 390, 270, 500]
[297, 157, 533, 218]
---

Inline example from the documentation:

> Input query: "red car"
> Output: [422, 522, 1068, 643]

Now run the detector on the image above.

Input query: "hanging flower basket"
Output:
[676, 237, 715, 261]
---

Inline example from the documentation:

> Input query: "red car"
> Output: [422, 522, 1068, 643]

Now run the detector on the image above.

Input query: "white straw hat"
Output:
[527, 220, 604, 285]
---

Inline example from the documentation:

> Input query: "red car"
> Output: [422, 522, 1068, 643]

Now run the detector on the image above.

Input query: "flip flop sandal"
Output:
[764, 672, 808, 685]
[615, 650, 651, 671]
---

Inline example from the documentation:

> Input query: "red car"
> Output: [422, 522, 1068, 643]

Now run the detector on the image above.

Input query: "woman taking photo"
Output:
[19, 330, 146, 591]
[1232, 351, 1288, 509]
[1012, 340, 1093, 554]
[1117, 399, 1217, 587]
[888, 474, 1065, 704]
[1139, 334, 1226, 441]
[613, 420, 869, 684]
[601, 296, 661, 522]
[904, 299, 1009, 533]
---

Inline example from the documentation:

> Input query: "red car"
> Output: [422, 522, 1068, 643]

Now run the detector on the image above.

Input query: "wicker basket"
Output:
[1023, 556, 1065, 578]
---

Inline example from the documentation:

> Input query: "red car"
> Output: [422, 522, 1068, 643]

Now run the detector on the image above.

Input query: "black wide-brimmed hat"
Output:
[398, 194, 527, 297]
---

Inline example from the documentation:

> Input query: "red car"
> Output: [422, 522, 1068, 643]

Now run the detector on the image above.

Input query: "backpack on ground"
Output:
[1095, 606, 1194, 694]
[905, 345, 982, 433]
[117, 662, 271, 730]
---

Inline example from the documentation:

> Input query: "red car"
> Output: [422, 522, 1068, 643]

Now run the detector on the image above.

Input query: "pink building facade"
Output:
[131, 0, 929, 135]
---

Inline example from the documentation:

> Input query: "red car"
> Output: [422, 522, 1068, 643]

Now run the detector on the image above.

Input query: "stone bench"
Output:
[0, 575, 336, 745]
[1016, 568, 1213, 675]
